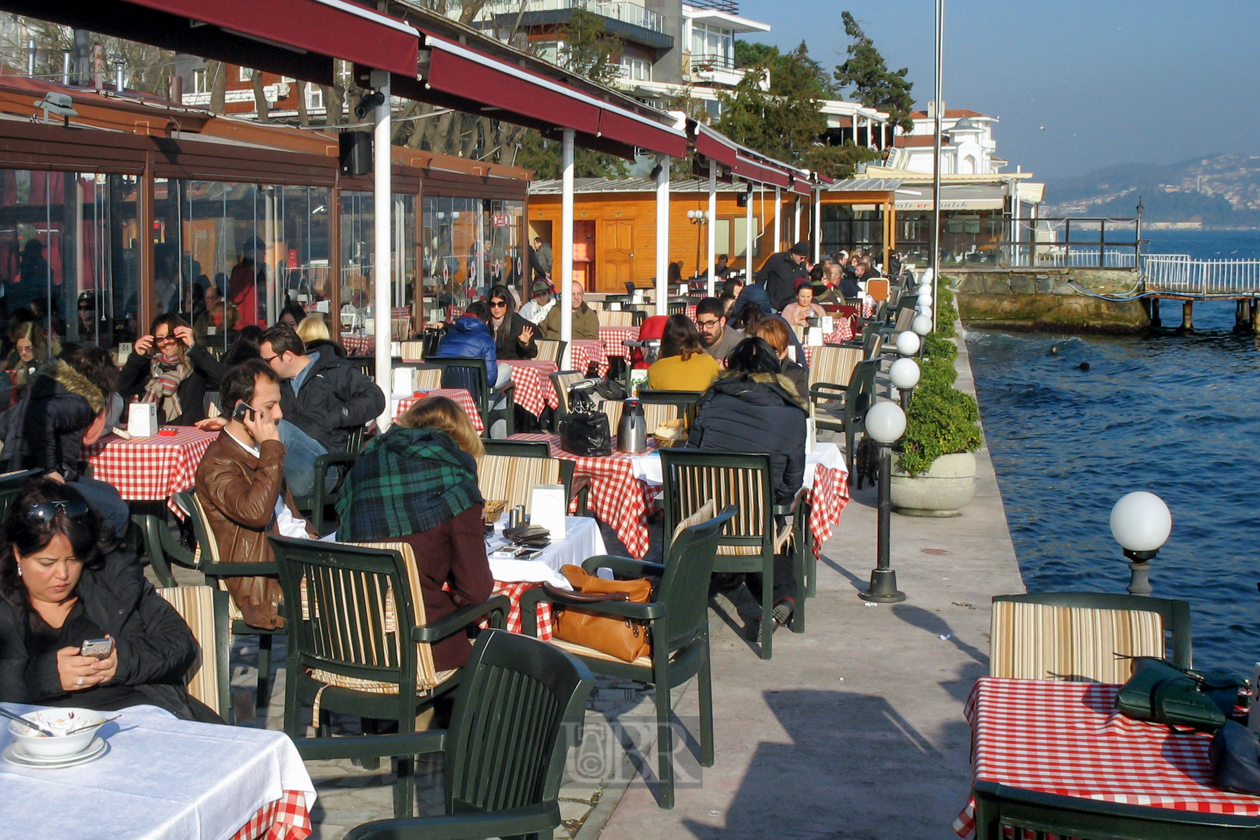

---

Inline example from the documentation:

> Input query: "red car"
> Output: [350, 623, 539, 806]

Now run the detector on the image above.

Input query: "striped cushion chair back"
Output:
[479, 454, 562, 513]
[989, 600, 1166, 683]
[549, 370, 585, 415]
[808, 345, 863, 393]
[157, 585, 230, 718]
[534, 338, 565, 363]
[399, 340, 426, 362]
[413, 367, 442, 391]
[597, 310, 635, 327]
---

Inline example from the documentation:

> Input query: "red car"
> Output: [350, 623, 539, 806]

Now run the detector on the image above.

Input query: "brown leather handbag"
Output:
[546, 564, 654, 662]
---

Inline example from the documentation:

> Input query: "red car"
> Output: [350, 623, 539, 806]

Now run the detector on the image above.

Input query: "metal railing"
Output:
[1143, 254, 1260, 296]
[687, 52, 736, 71]
[501, 0, 665, 31]
[684, 0, 739, 12]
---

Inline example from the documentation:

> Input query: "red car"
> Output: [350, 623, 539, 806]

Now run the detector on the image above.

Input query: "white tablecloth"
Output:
[486, 515, 606, 585]
[0, 703, 316, 840]
[629, 441, 844, 490]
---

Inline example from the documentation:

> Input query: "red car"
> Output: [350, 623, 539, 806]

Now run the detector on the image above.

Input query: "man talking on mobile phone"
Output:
[194, 360, 315, 629]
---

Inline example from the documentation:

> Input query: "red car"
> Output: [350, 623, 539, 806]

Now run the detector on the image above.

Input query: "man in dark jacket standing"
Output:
[258, 325, 385, 496]
[757, 241, 811, 312]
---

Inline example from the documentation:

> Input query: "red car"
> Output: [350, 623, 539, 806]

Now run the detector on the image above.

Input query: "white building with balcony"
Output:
[888, 106, 1000, 175]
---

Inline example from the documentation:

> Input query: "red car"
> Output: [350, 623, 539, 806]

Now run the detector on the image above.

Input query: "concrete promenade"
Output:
[165, 327, 1026, 839]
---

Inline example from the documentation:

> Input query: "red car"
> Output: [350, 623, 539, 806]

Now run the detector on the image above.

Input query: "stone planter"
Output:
[890, 452, 977, 517]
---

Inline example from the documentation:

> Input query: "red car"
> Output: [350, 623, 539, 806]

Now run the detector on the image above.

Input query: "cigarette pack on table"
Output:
[128, 402, 157, 438]
[530, 484, 567, 540]
[391, 367, 418, 396]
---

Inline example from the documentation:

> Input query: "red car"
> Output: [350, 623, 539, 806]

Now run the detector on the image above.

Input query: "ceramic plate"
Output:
[3, 736, 107, 768]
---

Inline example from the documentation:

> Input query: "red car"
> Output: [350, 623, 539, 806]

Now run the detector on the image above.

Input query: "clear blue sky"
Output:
[736, 0, 1260, 181]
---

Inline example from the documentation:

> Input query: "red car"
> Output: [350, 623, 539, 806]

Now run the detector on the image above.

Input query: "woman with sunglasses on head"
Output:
[118, 313, 216, 426]
[0, 480, 219, 721]
[484, 284, 537, 361]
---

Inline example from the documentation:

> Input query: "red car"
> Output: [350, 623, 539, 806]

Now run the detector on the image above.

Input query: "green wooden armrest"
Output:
[579, 555, 667, 577]
[292, 730, 446, 762]
[528, 587, 664, 621]
[314, 451, 361, 471]
[203, 561, 279, 577]
[345, 802, 559, 840]
[809, 382, 850, 402]
[412, 594, 509, 642]
[773, 487, 809, 518]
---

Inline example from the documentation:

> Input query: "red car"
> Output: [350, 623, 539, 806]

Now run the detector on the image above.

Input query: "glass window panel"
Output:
[340, 191, 415, 341]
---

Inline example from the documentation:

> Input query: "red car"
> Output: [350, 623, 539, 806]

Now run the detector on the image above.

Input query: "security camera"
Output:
[354, 91, 386, 119]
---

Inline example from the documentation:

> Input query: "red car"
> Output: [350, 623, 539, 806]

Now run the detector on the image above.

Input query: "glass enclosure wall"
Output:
[339, 191, 415, 337]
[0, 170, 135, 354]
[896, 210, 1004, 265]
[822, 204, 884, 258]
[420, 196, 523, 321]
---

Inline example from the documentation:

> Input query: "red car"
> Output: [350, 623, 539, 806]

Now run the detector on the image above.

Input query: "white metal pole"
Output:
[814, 187, 822, 263]
[371, 70, 392, 430]
[560, 127, 575, 369]
[654, 154, 670, 316]
[706, 166, 717, 297]
[794, 195, 802, 244]
[932, 0, 944, 332]
[744, 183, 754, 281]
[773, 185, 781, 255]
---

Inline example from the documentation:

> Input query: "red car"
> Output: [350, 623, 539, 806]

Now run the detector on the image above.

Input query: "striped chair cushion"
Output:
[534, 339, 564, 362]
[414, 368, 442, 390]
[808, 346, 862, 391]
[989, 600, 1166, 683]
[399, 341, 425, 362]
[669, 499, 717, 548]
[597, 310, 636, 327]
[302, 541, 444, 701]
[479, 455, 562, 513]
[156, 586, 222, 717]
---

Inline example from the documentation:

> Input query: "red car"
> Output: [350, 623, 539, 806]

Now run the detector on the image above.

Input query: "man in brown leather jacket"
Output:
[194, 359, 314, 628]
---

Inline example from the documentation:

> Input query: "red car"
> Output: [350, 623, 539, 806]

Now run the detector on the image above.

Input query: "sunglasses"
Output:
[24, 499, 90, 525]
[489, 300, 508, 308]
[155, 334, 176, 344]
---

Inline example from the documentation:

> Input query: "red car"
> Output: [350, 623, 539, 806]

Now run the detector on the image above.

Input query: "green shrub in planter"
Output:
[936, 280, 958, 334]
[898, 381, 982, 476]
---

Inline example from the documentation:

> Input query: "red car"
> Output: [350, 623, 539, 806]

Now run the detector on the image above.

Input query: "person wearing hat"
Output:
[756, 241, 811, 312]
[518, 279, 555, 326]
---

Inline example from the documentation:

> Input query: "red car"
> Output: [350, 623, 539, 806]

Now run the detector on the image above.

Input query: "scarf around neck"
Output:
[336, 426, 483, 541]
[142, 351, 190, 421]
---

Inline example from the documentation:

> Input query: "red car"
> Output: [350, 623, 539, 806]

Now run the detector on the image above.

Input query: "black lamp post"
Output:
[859, 400, 908, 603]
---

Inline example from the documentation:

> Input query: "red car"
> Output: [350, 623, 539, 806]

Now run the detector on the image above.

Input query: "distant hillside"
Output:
[1043, 153, 1260, 228]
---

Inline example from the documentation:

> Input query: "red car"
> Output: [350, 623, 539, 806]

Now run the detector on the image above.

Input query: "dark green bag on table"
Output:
[1116, 656, 1245, 732]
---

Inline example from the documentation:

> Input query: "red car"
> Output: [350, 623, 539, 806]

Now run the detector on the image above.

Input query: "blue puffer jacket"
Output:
[435, 316, 498, 384]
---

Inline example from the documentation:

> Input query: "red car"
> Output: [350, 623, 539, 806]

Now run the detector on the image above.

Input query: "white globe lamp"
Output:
[912, 314, 932, 336]
[895, 331, 921, 356]
[1109, 491, 1172, 596]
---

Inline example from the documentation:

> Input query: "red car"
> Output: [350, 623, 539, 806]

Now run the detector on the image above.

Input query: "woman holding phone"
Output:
[0, 480, 219, 721]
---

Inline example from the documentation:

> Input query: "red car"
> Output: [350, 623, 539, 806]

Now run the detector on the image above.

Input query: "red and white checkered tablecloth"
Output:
[826, 317, 856, 343]
[570, 339, 610, 378]
[446, 305, 465, 323]
[230, 790, 312, 840]
[502, 359, 560, 418]
[509, 433, 651, 558]
[806, 463, 849, 557]
[84, 427, 216, 515]
[599, 326, 640, 361]
[492, 580, 554, 641]
[339, 333, 374, 356]
[952, 678, 1260, 837]
[393, 389, 484, 432]
[685, 305, 697, 320]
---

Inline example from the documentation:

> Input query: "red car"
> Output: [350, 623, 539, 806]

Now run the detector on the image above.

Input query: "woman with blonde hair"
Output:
[335, 395, 491, 672]
[295, 314, 331, 345]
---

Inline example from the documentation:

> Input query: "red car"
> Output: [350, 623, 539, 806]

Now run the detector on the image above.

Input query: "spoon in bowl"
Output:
[64, 715, 120, 736]
[0, 706, 59, 738]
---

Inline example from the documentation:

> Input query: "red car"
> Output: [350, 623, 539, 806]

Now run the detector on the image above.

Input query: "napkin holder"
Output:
[128, 402, 157, 438]
[822, 315, 835, 333]
[315, 300, 331, 314]
[390, 341, 402, 357]
[806, 327, 824, 347]
[806, 417, 817, 456]
[530, 484, 567, 540]
[392, 367, 418, 396]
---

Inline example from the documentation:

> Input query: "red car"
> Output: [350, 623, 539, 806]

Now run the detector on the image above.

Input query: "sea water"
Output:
[966, 228, 1260, 675]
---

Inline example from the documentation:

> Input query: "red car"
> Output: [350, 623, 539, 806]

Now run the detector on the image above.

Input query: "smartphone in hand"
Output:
[80, 638, 114, 660]
[231, 401, 257, 423]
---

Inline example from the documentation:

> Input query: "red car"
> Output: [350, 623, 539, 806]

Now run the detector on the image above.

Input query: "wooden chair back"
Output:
[534, 338, 566, 362]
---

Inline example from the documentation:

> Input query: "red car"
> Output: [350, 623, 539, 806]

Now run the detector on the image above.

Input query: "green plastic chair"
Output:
[335, 629, 593, 840]
[425, 356, 515, 437]
[268, 535, 509, 820]
[480, 439, 585, 515]
[156, 585, 233, 723]
[636, 389, 703, 428]
[658, 450, 808, 659]
[177, 488, 286, 708]
[520, 503, 736, 810]
[972, 780, 1260, 839]
[810, 358, 880, 487]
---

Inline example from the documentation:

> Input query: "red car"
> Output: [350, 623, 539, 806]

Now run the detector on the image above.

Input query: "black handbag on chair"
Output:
[558, 385, 612, 457]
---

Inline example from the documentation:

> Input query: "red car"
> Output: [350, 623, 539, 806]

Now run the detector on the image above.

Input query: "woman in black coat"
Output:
[118, 314, 214, 425]
[485, 284, 538, 361]
[0, 480, 218, 721]
[687, 336, 807, 632]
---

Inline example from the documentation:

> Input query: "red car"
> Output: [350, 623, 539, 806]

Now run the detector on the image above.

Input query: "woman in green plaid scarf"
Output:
[336, 396, 493, 672]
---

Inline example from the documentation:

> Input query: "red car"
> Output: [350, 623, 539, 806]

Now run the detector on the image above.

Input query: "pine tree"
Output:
[834, 12, 915, 132]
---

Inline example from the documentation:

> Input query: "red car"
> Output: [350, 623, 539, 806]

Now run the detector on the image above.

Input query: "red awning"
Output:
[6, 0, 418, 84]
[394, 33, 686, 161]
[694, 123, 802, 188]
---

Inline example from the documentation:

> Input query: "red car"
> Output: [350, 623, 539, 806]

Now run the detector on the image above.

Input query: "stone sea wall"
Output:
[952, 268, 1149, 334]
